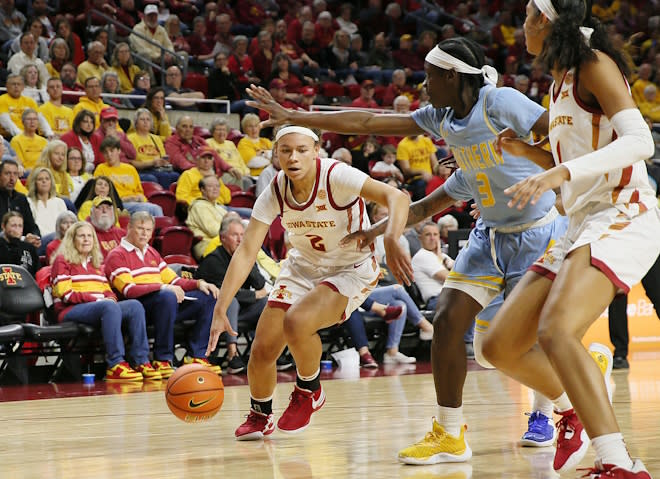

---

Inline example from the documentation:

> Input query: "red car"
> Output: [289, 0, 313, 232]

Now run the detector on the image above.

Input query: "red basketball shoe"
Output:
[235, 409, 275, 441]
[277, 385, 325, 434]
[580, 459, 652, 478]
[554, 408, 590, 472]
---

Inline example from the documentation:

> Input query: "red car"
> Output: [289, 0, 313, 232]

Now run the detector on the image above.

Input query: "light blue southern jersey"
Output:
[412, 84, 555, 228]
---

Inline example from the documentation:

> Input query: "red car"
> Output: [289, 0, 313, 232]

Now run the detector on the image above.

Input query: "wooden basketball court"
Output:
[0, 357, 658, 478]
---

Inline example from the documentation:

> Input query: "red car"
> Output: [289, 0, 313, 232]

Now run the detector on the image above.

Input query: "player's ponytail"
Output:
[535, 0, 630, 76]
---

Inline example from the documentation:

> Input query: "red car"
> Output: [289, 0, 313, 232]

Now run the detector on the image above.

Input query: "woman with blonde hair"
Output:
[110, 42, 141, 94]
[36, 140, 74, 199]
[237, 113, 273, 176]
[26, 166, 68, 236]
[51, 221, 159, 382]
[20, 64, 48, 104]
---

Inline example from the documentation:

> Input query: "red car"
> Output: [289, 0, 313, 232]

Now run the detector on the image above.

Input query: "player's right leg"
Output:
[397, 287, 483, 465]
[235, 306, 287, 441]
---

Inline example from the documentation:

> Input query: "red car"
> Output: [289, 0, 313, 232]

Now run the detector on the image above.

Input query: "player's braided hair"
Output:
[534, 0, 630, 77]
[436, 37, 487, 112]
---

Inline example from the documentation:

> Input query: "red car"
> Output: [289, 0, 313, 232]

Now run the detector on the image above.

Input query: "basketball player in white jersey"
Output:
[480, 1, 660, 477]
[205, 126, 410, 440]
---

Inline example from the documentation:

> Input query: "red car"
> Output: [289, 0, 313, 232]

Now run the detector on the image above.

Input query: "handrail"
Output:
[0, 87, 231, 114]
[86, 9, 187, 84]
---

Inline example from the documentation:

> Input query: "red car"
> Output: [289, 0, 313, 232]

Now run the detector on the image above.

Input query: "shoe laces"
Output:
[555, 411, 578, 445]
[245, 410, 267, 426]
[525, 411, 550, 434]
[288, 387, 308, 408]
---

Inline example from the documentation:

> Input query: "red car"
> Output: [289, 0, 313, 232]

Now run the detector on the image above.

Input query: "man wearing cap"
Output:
[88, 196, 125, 258]
[175, 146, 231, 206]
[72, 77, 110, 128]
[298, 86, 316, 111]
[91, 107, 136, 168]
[130, 5, 174, 65]
[164, 65, 205, 111]
[258, 79, 300, 121]
[164, 115, 234, 174]
[350, 79, 379, 109]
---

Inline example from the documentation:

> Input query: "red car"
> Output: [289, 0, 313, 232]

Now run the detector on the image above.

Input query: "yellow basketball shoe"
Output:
[398, 418, 472, 465]
[588, 342, 613, 402]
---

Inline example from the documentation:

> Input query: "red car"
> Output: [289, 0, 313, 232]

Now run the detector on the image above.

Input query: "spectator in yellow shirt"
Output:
[0, 74, 53, 139]
[94, 136, 163, 217]
[638, 84, 660, 123]
[206, 119, 253, 190]
[237, 113, 273, 176]
[175, 146, 231, 206]
[72, 77, 110, 128]
[110, 43, 141, 94]
[39, 78, 74, 137]
[396, 134, 438, 201]
[126, 108, 179, 188]
[10, 108, 48, 172]
[76, 41, 108, 86]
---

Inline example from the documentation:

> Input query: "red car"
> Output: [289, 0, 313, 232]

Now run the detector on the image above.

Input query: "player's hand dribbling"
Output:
[246, 84, 291, 129]
[505, 165, 570, 210]
[206, 309, 237, 357]
[384, 236, 414, 286]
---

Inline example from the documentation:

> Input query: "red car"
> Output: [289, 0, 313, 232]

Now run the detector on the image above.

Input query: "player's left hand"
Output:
[505, 165, 570, 210]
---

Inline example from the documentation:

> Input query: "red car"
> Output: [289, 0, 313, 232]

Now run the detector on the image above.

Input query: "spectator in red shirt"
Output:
[60, 62, 84, 105]
[90, 107, 136, 168]
[87, 195, 125, 258]
[392, 34, 425, 80]
[187, 16, 217, 65]
[55, 18, 84, 66]
[259, 79, 301, 121]
[236, 0, 267, 31]
[227, 35, 260, 90]
[382, 69, 417, 107]
[164, 115, 234, 175]
[252, 30, 276, 83]
[314, 11, 336, 49]
[351, 80, 379, 109]
[287, 5, 313, 45]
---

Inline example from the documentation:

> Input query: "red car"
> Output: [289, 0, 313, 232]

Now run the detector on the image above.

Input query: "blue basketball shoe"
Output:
[520, 411, 556, 447]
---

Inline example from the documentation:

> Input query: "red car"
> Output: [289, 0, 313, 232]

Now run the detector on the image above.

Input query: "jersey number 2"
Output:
[306, 234, 327, 252]
[475, 173, 495, 207]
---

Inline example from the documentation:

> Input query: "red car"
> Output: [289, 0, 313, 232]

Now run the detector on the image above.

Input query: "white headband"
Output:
[533, 0, 594, 41]
[425, 46, 498, 86]
[275, 126, 319, 142]
[533, 0, 558, 22]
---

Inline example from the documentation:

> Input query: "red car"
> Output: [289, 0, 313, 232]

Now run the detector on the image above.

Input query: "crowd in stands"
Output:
[1, 0, 660, 380]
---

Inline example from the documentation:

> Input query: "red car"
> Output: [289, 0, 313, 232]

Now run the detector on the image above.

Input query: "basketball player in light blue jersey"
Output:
[244, 37, 601, 465]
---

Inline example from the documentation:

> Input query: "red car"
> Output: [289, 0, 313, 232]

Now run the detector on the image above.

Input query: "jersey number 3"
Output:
[306, 234, 327, 252]
[475, 173, 495, 207]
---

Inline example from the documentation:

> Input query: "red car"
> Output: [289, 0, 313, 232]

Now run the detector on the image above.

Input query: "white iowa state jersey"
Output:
[549, 68, 656, 216]
[252, 158, 373, 267]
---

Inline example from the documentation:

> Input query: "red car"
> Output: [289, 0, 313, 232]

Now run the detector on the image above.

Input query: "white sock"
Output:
[551, 392, 572, 413]
[592, 433, 633, 469]
[532, 391, 554, 419]
[437, 406, 462, 437]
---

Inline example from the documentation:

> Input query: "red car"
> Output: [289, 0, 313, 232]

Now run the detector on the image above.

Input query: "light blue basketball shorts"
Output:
[444, 211, 568, 334]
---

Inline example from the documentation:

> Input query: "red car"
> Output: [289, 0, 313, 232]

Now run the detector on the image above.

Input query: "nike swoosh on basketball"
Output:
[189, 396, 213, 408]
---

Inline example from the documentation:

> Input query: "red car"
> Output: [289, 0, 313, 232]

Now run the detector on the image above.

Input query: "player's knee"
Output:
[473, 334, 495, 369]
[282, 310, 306, 341]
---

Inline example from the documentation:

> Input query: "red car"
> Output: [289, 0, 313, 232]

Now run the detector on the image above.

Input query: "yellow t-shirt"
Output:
[127, 132, 165, 168]
[76, 62, 107, 86]
[46, 63, 60, 79]
[207, 137, 250, 176]
[396, 136, 436, 176]
[15, 180, 28, 194]
[111, 65, 141, 94]
[51, 169, 75, 198]
[0, 94, 39, 134]
[175, 167, 232, 205]
[10, 134, 49, 170]
[237, 136, 273, 176]
[38, 102, 74, 137]
[72, 97, 109, 128]
[94, 162, 145, 200]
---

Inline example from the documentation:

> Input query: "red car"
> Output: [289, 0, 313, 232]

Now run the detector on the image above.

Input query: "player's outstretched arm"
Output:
[341, 185, 456, 260]
[206, 218, 270, 356]
[246, 84, 424, 137]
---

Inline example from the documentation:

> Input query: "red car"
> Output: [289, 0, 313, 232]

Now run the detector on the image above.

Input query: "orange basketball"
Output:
[165, 364, 224, 423]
